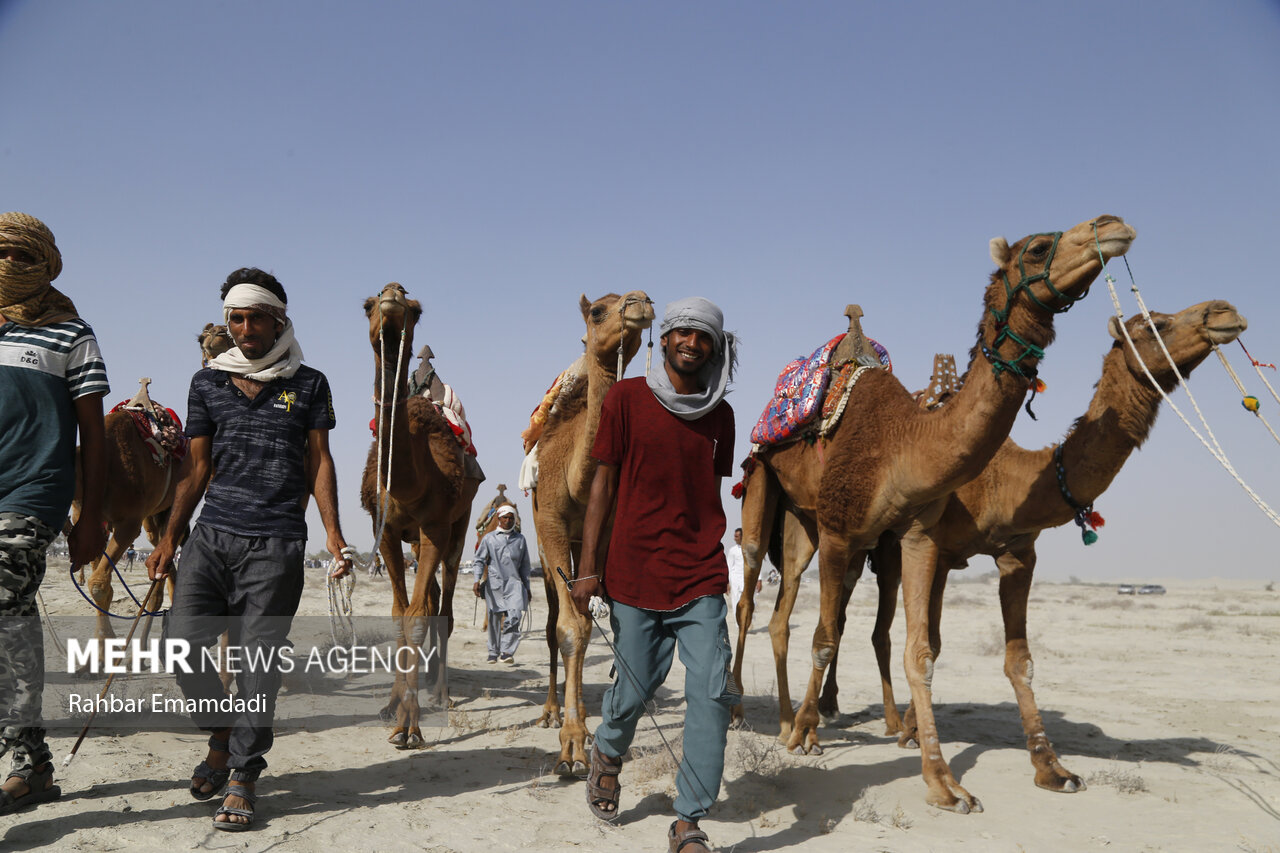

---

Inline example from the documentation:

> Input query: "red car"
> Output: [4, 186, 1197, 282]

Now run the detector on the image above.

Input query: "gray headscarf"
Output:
[647, 296, 737, 421]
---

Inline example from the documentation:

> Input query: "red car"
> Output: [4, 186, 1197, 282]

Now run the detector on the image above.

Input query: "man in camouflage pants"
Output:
[0, 212, 109, 814]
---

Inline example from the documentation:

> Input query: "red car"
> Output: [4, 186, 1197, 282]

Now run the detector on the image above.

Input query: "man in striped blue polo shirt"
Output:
[0, 211, 110, 816]
[147, 267, 354, 832]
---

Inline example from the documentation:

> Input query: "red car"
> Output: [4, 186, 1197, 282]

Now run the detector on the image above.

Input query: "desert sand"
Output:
[3, 561, 1278, 853]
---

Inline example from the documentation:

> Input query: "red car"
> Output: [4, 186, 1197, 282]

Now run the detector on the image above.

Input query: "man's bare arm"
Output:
[146, 435, 212, 579]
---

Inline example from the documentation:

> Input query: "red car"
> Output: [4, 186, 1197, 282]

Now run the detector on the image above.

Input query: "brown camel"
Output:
[70, 378, 184, 664]
[869, 299, 1246, 792]
[736, 214, 1136, 812]
[360, 282, 482, 749]
[528, 291, 654, 776]
[70, 326, 236, 674]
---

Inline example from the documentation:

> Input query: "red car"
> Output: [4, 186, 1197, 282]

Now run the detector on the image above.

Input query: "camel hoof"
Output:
[554, 760, 576, 778]
[398, 733, 425, 750]
[571, 759, 588, 777]
[388, 731, 407, 747]
[898, 735, 919, 750]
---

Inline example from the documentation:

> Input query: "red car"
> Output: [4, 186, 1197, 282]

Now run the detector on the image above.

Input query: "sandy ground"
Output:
[3, 561, 1279, 853]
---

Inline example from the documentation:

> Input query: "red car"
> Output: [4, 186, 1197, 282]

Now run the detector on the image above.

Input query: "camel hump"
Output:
[914, 354, 960, 410]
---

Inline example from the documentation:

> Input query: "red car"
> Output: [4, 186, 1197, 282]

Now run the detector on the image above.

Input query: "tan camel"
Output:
[868, 300, 1246, 792]
[360, 282, 482, 749]
[198, 323, 233, 366]
[528, 291, 654, 776]
[736, 214, 1136, 812]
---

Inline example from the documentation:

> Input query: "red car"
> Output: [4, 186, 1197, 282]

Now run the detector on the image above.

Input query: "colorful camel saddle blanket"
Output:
[110, 399, 189, 465]
[750, 333, 891, 446]
[521, 354, 585, 454]
[426, 382, 477, 457]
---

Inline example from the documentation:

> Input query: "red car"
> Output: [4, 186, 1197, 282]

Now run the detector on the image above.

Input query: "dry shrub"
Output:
[1086, 765, 1148, 794]
[1173, 616, 1215, 633]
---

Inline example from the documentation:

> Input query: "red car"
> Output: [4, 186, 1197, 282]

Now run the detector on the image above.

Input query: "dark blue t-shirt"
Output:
[184, 365, 335, 539]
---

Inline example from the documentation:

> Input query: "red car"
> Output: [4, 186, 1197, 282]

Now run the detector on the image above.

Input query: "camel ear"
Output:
[989, 237, 1011, 266]
[363, 296, 376, 317]
[1107, 315, 1125, 341]
[579, 294, 592, 321]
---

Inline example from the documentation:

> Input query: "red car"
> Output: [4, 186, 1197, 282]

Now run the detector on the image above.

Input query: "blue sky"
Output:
[2, 1, 1277, 581]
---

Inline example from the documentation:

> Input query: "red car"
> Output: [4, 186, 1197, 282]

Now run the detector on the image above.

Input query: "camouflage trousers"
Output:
[0, 512, 56, 772]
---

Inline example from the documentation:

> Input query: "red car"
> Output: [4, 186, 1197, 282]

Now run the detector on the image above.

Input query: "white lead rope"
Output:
[1214, 346, 1280, 448]
[1105, 273, 1280, 527]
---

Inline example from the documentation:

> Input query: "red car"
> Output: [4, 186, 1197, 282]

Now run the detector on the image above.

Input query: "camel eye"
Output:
[1026, 241, 1049, 259]
[589, 306, 606, 322]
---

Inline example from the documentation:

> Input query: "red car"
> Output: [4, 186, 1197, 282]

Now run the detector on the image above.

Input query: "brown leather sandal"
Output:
[585, 744, 622, 822]
[668, 820, 712, 852]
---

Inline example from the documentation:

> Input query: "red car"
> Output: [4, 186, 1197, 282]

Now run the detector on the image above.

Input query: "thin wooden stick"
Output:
[62, 577, 162, 767]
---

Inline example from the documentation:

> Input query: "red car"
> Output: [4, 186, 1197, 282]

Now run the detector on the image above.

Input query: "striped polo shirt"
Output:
[0, 318, 111, 527]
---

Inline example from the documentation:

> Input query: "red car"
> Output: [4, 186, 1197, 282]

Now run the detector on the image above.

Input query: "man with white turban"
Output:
[472, 504, 532, 664]
[0, 212, 109, 815]
[571, 296, 737, 853]
[147, 267, 354, 831]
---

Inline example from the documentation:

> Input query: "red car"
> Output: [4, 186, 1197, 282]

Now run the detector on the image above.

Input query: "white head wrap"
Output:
[208, 283, 304, 381]
[496, 505, 516, 518]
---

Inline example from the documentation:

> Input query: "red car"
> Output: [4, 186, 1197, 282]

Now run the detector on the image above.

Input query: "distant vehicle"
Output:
[1117, 584, 1136, 595]
[1138, 584, 1166, 595]
[459, 561, 477, 575]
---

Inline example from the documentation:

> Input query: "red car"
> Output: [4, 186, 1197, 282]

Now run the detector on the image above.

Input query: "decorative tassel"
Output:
[1243, 395, 1260, 412]
[1087, 511, 1106, 528]
[731, 480, 745, 499]
[1081, 530, 1098, 546]
[1033, 377, 1047, 394]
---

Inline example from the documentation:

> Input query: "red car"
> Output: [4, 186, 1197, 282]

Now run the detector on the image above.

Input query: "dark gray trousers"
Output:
[162, 524, 304, 777]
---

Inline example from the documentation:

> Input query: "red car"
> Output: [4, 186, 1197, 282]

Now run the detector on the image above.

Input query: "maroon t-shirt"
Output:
[591, 377, 735, 611]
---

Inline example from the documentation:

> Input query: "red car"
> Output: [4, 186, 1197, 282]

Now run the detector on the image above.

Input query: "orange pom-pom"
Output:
[1087, 511, 1105, 528]
[1033, 378, 1047, 394]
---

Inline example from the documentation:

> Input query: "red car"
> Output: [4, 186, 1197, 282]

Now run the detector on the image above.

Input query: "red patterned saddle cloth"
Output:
[110, 400, 189, 466]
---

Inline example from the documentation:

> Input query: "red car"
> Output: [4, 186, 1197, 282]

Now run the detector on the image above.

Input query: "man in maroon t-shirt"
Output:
[572, 296, 738, 853]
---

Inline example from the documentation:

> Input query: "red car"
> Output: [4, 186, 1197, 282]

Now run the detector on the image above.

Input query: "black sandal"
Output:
[189, 735, 230, 801]
[586, 743, 622, 822]
[0, 761, 60, 815]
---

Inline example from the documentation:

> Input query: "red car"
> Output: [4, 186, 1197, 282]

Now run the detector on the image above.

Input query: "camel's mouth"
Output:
[1091, 216, 1138, 259]
[1206, 311, 1247, 345]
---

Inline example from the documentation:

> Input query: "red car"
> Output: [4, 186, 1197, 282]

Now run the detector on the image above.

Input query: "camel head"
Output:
[578, 290, 655, 371]
[198, 323, 233, 367]
[1107, 300, 1247, 390]
[364, 282, 423, 355]
[987, 215, 1137, 319]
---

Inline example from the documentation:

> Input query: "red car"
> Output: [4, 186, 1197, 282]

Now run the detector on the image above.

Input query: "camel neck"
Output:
[1052, 348, 1166, 506]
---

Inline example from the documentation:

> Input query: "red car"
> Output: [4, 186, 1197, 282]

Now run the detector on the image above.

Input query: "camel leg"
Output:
[76, 530, 133, 674]
[731, 467, 779, 728]
[898, 523, 980, 813]
[424, 512, 471, 709]
[554, 538, 592, 778]
[786, 530, 862, 756]
[530, 506, 592, 776]
[996, 548, 1083, 792]
[869, 534, 905, 735]
[817, 561, 860, 722]
[771, 507, 817, 744]
[536, 544, 563, 730]
[377, 527, 417, 747]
